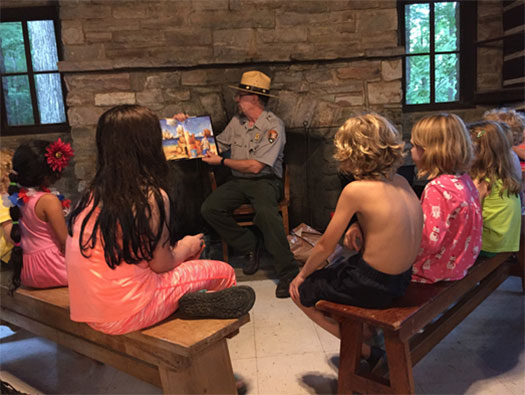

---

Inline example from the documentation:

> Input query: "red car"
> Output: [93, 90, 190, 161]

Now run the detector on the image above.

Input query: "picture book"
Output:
[160, 115, 219, 161]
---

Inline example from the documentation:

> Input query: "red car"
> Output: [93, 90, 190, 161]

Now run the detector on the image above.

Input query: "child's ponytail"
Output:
[7, 172, 23, 292]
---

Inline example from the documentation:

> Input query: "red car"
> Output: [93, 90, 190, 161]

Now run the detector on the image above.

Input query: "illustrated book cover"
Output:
[160, 115, 218, 161]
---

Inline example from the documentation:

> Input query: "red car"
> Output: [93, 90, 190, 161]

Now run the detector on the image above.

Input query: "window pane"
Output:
[406, 3, 430, 54]
[35, 73, 66, 123]
[406, 55, 430, 104]
[2, 75, 34, 125]
[28, 20, 58, 72]
[435, 53, 459, 103]
[435, 2, 458, 52]
[0, 22, 28, 73]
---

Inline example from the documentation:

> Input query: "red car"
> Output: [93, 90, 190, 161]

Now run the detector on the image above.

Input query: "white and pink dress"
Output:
[412, 174, 483, 284]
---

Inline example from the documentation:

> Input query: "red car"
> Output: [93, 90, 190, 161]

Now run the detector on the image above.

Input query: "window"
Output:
[399, 1, 476, 110]
[1, 6, 68, 136]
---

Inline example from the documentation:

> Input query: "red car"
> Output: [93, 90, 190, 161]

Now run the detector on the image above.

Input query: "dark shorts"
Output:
[298, 253, 412, 309]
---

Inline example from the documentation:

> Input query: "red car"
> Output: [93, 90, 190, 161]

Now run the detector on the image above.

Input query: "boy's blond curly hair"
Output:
[0, 148, 14, 194]
[411, 113, 473, 180]
[334, 113, 405, 180]
[483, 107, 525, 146]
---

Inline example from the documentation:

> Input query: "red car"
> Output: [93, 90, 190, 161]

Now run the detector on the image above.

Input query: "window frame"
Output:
[1, 5, 69, 136]
[398, 0, 477, 112]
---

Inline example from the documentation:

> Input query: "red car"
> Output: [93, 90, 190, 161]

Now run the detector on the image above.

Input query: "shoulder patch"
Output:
[268, 129, 278, 144]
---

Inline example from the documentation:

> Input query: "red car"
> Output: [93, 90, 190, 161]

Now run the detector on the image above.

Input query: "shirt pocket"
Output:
[231, 140, 247, 160]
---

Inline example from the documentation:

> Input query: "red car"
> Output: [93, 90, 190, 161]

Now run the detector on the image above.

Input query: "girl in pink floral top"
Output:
[410, 114, 483, 284]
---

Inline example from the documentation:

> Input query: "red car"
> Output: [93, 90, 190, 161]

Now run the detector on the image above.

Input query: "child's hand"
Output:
[289, 273, 305, 303]
[178, 233, 204, 260]
[344, 223, 363, 252]
[473, 179, 490, 201]
[187, 241, 206, 261]
[173, 113, 190, 122]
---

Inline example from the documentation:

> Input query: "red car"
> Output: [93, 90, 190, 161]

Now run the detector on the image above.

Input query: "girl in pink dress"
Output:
[410, 113, 483, 284]
[66, 105, 255, 335]
[6, 139, 74, 291]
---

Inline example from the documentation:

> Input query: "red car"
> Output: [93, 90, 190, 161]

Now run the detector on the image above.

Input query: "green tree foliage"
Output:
[0, 22, 27, 73]
[1, 20, 65, 126]
[0, 22, 34, 125]
[405, 2, 459, 105]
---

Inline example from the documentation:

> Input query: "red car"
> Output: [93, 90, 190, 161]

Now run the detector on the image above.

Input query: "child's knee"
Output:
[214, 260, 237, 286]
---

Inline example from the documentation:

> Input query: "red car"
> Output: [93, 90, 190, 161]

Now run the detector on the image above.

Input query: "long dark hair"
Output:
[68, 105, 179, 269]
[8, 140, 61, 291]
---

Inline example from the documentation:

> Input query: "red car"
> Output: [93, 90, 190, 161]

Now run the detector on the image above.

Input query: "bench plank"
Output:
[317, 253, 511, 335]
[409, 262, 509, 365]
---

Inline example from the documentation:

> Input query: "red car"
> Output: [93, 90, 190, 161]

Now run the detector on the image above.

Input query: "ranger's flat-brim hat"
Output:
[229, 70, 277, 98]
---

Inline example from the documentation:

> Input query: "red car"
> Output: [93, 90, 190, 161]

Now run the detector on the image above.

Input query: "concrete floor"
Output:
[0, 248, 523, 394]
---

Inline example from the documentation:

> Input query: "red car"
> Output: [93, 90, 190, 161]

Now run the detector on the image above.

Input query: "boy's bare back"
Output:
[344, 174, 423, 275]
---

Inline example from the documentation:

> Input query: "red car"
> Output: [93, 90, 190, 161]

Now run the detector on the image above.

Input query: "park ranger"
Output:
[178, 70, 298, 298]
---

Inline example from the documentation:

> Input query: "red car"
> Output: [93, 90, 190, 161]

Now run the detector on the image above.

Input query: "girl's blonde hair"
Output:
[483, 107, 525, 146]
[411, 113, 473, 179]
[468, 120, 521, 197]
[0, 148, 14, 194]
[334, 113, 405, 180]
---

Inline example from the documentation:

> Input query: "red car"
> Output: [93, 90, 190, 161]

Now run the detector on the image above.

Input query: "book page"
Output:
[160, 115, 218, 161]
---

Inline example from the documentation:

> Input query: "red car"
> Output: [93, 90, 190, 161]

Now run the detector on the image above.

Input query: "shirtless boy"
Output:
[289, 113, 423, 361]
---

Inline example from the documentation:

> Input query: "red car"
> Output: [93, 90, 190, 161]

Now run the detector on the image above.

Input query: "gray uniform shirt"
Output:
[216, 110, 285, 179]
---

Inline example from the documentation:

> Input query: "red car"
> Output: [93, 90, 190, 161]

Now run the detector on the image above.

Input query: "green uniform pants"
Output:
[201, 177, 298, 279]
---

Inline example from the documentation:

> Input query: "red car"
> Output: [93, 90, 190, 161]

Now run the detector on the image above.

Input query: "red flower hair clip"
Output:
[17, 188, 30, 204]
[45, 138, 74, 172]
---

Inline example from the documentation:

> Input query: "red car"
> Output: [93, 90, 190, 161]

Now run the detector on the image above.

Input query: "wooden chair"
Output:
[208, 165, 290, 261]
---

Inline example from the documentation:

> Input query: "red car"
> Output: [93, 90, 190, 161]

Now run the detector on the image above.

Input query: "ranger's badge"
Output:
[268, 129, 278, 143]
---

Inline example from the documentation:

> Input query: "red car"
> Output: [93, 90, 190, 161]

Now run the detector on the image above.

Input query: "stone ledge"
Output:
[59, 61, 114, 72]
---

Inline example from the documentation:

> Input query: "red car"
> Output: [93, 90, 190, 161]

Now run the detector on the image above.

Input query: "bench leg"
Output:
[337, 320, 392, 394]
[337, 320, 363, 394]
[222, 240, 229, 262]
[384, 330, 415, 394]
[518, 214, 525, 294]
[158, 338, 236, 394]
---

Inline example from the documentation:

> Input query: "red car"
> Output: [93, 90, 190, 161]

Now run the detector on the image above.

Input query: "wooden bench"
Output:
[316, 252, 513, 394]
[0, 279, 249, 394]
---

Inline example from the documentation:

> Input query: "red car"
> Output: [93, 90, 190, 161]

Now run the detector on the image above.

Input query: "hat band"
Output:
[238, 84, 270, 95]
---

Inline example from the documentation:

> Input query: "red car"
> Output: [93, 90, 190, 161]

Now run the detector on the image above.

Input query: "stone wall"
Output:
[0, 0, 509, 232]
[55, 0, 404, 230]
[57, 0, 400, 70]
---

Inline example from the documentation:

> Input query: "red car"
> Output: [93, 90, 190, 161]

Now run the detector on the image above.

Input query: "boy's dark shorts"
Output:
[298, 253, 412, 309]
